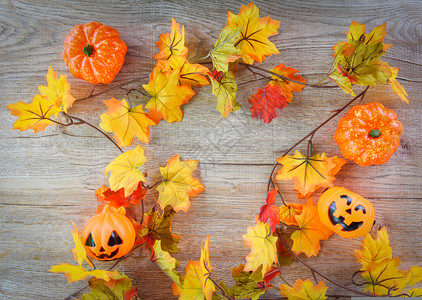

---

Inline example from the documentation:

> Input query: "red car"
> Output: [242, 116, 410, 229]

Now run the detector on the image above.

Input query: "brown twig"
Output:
[60, 112, 124, 153]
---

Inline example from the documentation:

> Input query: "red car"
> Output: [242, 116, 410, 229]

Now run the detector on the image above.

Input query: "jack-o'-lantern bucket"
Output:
[317, 187, 375, 238]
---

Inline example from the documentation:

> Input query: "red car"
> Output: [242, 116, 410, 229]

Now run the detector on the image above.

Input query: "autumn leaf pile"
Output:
[7, 1, 418, 300]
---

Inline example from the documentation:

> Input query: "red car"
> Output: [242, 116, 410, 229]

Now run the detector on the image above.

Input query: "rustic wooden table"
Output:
[1, 0, 421, 299]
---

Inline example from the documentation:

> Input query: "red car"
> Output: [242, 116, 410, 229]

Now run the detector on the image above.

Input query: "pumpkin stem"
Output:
[369, 129, 382, 138]
[83, 44, 94, 57]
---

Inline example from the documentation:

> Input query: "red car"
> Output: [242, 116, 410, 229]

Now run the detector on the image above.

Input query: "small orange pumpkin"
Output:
[317, 187, 375, 238]
[334, 102, 402, 166]
[63, 21, 127, 84]
[81, 205, 135, 260]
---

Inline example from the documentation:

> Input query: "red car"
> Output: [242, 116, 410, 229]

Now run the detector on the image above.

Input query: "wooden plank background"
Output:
[0, 0, 421, 299]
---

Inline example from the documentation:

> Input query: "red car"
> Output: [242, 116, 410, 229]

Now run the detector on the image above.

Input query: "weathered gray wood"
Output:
[1, 0, 421, 299]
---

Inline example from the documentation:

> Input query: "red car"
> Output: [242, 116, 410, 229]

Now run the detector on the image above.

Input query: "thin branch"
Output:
[240, 62, 339, 88]
[61, 112, 123, 153]
[74, 75, 150, 102]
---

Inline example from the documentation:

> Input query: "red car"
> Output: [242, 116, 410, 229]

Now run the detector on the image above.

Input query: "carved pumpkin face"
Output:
[317, 187, 375, 238]
[81, 205, 135, 260]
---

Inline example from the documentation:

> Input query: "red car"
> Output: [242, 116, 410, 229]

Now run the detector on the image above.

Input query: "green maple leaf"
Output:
[81, 272, 137, 300]
[227, 264, 269, 300]
[140, 205, 181, 254]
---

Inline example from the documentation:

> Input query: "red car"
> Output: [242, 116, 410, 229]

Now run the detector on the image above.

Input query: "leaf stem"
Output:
[142, 179, 165, 190]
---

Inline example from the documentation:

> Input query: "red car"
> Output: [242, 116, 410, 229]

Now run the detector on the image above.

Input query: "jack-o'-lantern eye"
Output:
[85, 233, 95, 247]
[108, 230, 123, 246]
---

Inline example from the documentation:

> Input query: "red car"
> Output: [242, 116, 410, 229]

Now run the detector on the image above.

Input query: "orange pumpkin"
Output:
[334, 102, 402, 166]
[317, 187, 375, 238]
[63, 21, 127, 84]
[82, 205, 135, 260]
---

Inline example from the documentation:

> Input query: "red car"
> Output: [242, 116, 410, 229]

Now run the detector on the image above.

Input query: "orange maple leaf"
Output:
[99, 98, 156, 147]
[105, 145, 147, 197]
[143, 67, 195, 124]
[156, 154, 204, 212]
[280, 278, 328, 300]
[156, 55, 210, 86]
[243, 216, 278, 277]
[290, 199, 334, 258]
[154, 17, 188, 60]
[38, 66, 75, 112]
[276, 150, 346, 198]
[258, 188, 280, 232]
[249, 84, 288, 123]
[279, 203, 304, 226]
[269, 63, 307, 102]
[226, 3, 280, 64]
[95, 182, 147, 214]
[7, 94, 62, 133]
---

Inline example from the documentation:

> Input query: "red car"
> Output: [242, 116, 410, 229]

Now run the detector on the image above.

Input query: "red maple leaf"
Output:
[258, 188, 280, 232]
[95, 182, 147, 214]
[249, 84, 288, 123]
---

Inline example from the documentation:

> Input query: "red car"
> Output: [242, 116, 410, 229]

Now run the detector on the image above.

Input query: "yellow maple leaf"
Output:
[99, 98, 156, 147]
[49, 264, 118, 284]
[276, 151, 346, 198]
[226, 3, 280, 64]
[269, 63, 307, 102]
[354, 227, 392, 271]
[156, 55, 210, 87]
[279, 203, 304, 226]
[154, 17, 188, 60]
[243, 216, 278, 277]
[290, 199, 334, 258]
[361, 257, 408, 295]
[172, 260, 207, 300]
[38, 66, 75, 112]
[156, 154, 204, 212]
[7, 94, 62, 133]
[70, 219, 93, 268]
[105, 145, 146, 197]
[151, 240, 183, 287]
[388, 66, 409, 104]
[279, 278, 328, 300]
[143, 67, 195, 124]
[210, 66, 240, 118]
[199, 235, 215, 299]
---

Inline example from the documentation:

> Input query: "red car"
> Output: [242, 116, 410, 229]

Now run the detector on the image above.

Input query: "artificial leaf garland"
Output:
[6, 3, 418, 299]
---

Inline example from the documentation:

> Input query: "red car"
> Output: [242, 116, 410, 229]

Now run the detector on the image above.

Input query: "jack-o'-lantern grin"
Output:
[93, 247, 120, 260]
[328, 195, 365, 232]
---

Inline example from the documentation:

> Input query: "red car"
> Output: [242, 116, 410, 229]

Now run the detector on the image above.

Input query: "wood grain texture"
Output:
[0, 0, 421, 299]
